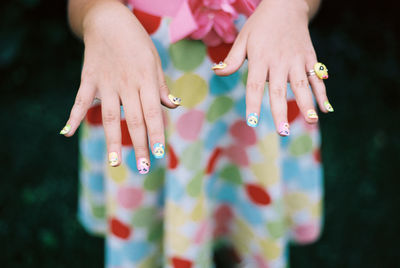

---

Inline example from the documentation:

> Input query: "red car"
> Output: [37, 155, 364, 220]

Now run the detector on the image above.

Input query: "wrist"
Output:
[259, 0, 310, 21]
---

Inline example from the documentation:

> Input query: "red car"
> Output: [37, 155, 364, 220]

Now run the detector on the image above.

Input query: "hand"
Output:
[213, 0, 331, 135]
[61, 1, 179, 170]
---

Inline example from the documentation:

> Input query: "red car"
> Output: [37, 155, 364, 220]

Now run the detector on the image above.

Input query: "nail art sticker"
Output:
[211, 61, 227, 70]
[247, 113, 259, 127]
[307, 109, 318, 119]
[314, 62, 329, 79]
[324, 100, 334, 112]
[108, 152, 118, 167]
[278, 122, 290, 136]
[153, 143, 165, 159]
[137, 158, 150, 174]
[59, 124, 71, 135]
[168, 94, 182, 105]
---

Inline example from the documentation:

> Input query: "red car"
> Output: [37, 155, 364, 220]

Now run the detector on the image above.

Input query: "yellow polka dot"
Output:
[166, 201, 188, 228]
[259, 239, 282, 260]
[191, 195, 206, 221]
[172, 73, 208, 108]
[138, 254, 159, 268]
[251, 162, 279, 187]
[232, 217, 254, 256]
[106, 196, 117, 216]
[258, 132, 279, 160]
[168, 230, 190, 254]
[285, 192, 310, 212]
[311, 200, 322, 219]
[108, 164, 127, 184]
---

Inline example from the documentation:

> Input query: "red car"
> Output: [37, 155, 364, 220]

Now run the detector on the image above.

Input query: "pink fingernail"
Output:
[278, 122, 290, 136]
[137, 158, 150, 174]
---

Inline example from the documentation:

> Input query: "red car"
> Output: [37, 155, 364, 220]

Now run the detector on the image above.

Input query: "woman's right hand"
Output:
[61, 0, 179, 172]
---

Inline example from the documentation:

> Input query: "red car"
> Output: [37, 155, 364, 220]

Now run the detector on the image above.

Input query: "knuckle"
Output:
[292, 79, 308, 89]
[74, 95, 90, 109]
[247, 81, 265, 95]
[126, 115, 144, 129]
[145, 107, 161, 121]
[159, 83, 169, 92]
[102, 110, 118, 125]
[269, 84, 286, 99]
[133, 145, 148, 156]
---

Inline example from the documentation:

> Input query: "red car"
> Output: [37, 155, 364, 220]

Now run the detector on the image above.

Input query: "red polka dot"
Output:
[214, 204, 234, 224]
[287, 100, 300, 123]
[313, 148, 321, 163]
[207, 42, 233, 63]
[110, 218, 131, 239]
[133, 9, 161, 35]
[168, 145, 179, 169]
[245, 184, 271, 206]
[171, 257, 192, 268]
[86, 105, 102, 125]
[213, 223, 230, 238]
[120, 120, 132, 146]
[206, 147, 223, 174]
[230, 120, 257, 147]
[224, 145, 249, 167]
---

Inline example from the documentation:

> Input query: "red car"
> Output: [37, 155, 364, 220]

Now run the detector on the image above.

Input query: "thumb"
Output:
[213, 33, 247, 76]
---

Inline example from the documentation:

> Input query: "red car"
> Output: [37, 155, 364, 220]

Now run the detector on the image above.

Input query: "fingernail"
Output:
[211, 61, 227, 70]
[307, 109, 318, 119]
[278, 122, 290, 136]
[168, 94, 182, 106]
[108, 152, 119, 167]
[59, 124, 71, 135]
[324, 100, 334, 112]
[246, 113, 259, 127]
[137, 158, 150, 174]
[152, 143, 165, 159]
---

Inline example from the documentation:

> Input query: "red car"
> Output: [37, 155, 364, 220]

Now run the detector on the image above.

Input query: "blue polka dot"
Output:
[287, 83, 295, 99]
[204, 120, 228, 150]
[215, 184, 238, 205]
[280, 134, 291, 148]
[282, 158, 322, 190]
[236, 199, 263, 226]
[106, 244, 123, 267]
[234, 95, 246, 118]
[205, 173, 218, 199]
[123, 241, 151, 262]
[166, 173, 184, 202]
[152, 38, 169, 70]
[210, 72, 240, 95]
[125, 148, 158, 172]
[83, 138, 105, 162]
[88, 172, 104, 193]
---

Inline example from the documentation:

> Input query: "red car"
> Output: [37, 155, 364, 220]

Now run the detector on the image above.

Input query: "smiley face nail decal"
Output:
[168, 94, 182, 106]
[211, 61, 227, 70]
[153, 143, 165, 159]
[314, 62, 329, 79]
[108, 152, 118, 167]
[324, 100, 334, 112]
[278, 122, 290, 136]
[247, 113, 259, 127]
[307, 109, 318, 119]
[59, 124, 71, 135]
[137, 158, 150, 174]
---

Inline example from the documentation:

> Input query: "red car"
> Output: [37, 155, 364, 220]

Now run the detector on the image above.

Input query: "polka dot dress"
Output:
[78, 9, 323, 268]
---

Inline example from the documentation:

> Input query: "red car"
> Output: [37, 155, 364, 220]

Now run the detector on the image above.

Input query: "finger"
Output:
[156, 63, 181, 108]
[101, 91, 122, 167]
[213, 32, 248, 76]
[120, 90, 151, 174]
[245, 57, 267, 128]
[306, 56, 333, 113]
[268, 64, 290, 136]
[289, 61, 318, 124]
[140, 78, 165, 159]
[60, 80, 96, 137]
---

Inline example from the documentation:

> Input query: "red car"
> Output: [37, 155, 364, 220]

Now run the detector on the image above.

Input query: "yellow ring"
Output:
[314, 62, 329, 80]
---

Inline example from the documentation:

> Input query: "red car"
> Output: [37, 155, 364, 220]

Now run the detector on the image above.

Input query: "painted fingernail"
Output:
[59, 124, 71, 135]
[108, 152, 119, 167]
[152, 143, 165, 159]
[307, 109, 318, 119]
[211, 61, 227, 70]
[324, 100, 334, 112]
[246, 113, 259, 127]
[137, 158, 150, 174]
[278, 122, 290, 136]
[168, 94, 182, 106]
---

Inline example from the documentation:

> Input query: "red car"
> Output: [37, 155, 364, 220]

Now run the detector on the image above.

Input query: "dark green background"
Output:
[0, 0, 399, 267]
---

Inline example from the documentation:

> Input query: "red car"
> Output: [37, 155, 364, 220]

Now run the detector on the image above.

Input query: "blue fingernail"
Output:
[152, 143, 165, 159]
[246, 113, 259, 127]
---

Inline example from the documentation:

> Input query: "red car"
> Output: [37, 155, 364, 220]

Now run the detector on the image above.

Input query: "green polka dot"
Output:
[147, 221, 163, 242]
[181, 141, 203, 170]
[289, 134, 313, 156]
[80, 122, 90, 139]
[131, 207, 157, 227]
[242, 68, 248, 85]
[79, 153, 90, 171]
[169, 39, 206, 71]
[144, 167, 165, 191]
[206, 96, 233, 122]
[91, 205, 105, 218]
[187, 171, 204, 197]
[219, 164, 242, 184]
[267, 220, 287, 239]
[172, 73, 208, 108]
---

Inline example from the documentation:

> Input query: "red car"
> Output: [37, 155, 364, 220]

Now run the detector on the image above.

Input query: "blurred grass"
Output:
[0, 0, 399, 267]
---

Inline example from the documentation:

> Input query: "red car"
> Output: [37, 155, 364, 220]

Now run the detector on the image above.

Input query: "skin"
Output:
[65, 0, 328, 166]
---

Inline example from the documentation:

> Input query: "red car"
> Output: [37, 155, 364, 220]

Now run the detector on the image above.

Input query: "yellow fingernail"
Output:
[324, 100, 334, 112]
[211, 61, 227, 70]
[168, 94, 182, 106]
[59, 124, 71, 135]
[108, 152, 118, 167]
[307, 109, 318, 119]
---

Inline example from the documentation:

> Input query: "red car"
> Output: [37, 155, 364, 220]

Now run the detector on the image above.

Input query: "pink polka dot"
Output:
[254, 255, 270, 268]
[117, 187, 143, 209]
[224, 145, 249, 166]
[176, 110, 205, 140]
[293, 222, 321, 244]
[214, 204, 234, 225]
[230, 120, 257, 147]
[194, 221, 208, 244]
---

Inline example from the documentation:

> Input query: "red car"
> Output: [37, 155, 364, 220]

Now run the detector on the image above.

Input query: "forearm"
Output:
[68, 0, 125, 39]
